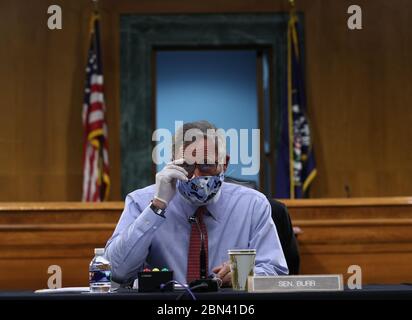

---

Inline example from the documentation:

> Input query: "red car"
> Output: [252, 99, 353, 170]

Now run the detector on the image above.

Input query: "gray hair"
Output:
[172, 120, 226, 163]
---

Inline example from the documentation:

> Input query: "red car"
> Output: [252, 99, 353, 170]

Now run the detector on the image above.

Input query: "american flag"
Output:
[82, 12, 110, 202]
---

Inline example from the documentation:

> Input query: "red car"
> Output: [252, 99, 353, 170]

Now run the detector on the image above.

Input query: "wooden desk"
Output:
[283, 198, 412, 285]
[0, 198, 411, 289]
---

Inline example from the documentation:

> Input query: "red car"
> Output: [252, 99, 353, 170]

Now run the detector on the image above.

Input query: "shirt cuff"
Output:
[135, 205, 166, 234]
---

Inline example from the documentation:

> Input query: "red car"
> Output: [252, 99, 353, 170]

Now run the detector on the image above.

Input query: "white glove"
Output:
[154, 162, 188, 206]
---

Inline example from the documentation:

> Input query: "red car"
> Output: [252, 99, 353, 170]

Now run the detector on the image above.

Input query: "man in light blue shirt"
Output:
[105, 121, 288, 286]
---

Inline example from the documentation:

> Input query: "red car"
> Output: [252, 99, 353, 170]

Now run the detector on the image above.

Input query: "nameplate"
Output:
[247, 275, 344, 293]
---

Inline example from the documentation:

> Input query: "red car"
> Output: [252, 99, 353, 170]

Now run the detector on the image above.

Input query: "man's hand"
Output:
[212, 261, 232, 287]
[154, 162, 188, 208]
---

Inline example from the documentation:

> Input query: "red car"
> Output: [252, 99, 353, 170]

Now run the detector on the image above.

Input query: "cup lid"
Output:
[94, 248, 105, 255]
[228, 249, 256, 254]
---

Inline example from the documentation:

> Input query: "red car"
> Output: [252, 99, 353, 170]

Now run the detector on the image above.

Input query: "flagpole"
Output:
[286, 0, 293, 198]
[89, 0, 100, 35]
[92, 0, 99, 14]
[288, 0, 297, 22]
[287, 8, 295, 199]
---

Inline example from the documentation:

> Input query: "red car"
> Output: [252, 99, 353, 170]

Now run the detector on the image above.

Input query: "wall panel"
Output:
[0, 0, 411, 200]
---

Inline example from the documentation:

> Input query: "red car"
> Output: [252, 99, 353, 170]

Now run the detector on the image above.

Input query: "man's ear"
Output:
[223, 155, 230, 172]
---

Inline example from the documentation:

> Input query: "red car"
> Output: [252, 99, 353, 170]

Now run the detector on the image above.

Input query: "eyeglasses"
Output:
[179, 162, 220, 177]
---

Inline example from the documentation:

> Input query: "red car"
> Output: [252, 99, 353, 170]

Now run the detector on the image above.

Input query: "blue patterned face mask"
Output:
[177, 172, 224, 206]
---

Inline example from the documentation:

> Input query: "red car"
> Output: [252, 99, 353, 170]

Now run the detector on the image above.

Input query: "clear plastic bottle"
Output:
[89, 248, 111, 293]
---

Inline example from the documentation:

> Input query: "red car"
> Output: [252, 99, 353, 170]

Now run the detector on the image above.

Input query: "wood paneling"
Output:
[0, 0, 121, 201]
[0, 202, 119, 289]
[0, 0, 412, 200]
[283, 197, 412, 284]
[0, 199, 411, 289]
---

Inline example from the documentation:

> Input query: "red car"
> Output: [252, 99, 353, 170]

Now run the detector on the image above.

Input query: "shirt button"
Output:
[153, 226, 157, 230]
[145, 220, 150, 225]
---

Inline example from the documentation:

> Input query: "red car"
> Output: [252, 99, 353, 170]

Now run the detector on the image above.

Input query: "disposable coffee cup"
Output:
[228, 249, 256, 291]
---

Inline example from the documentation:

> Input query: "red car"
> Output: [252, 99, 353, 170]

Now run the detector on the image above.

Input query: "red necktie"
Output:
[186, 206, 208, 283]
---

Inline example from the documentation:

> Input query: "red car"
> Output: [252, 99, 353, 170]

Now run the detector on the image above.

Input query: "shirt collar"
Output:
[205, 188, 222, 222]
[174, 188, 220, 222]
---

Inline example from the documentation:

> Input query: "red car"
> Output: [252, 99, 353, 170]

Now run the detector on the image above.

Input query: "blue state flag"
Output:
[275, 12, 317, 198]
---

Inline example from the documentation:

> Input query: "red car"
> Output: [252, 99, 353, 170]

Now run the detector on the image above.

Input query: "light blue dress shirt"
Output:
[105, 182, 289, 284]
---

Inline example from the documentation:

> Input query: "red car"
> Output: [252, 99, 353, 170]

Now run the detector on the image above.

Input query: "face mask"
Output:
[177, 172, 224, 206]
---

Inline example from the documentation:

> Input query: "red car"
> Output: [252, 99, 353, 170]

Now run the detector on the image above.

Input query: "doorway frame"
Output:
[120, 13, 289, 197]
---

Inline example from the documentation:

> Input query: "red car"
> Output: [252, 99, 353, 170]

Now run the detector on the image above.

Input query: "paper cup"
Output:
[228, 249, 256, 290]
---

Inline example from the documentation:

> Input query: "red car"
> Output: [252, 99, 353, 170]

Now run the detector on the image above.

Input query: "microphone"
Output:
[344, 184, 351, 198]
